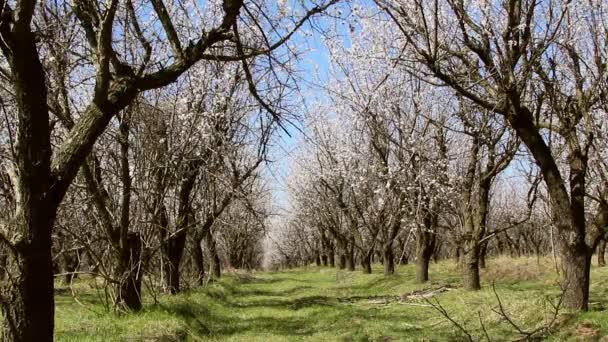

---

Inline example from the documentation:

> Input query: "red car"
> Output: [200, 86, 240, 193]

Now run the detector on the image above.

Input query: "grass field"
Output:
[55, 256, 608, 341]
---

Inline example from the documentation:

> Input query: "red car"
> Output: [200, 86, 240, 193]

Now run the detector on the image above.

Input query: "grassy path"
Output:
[56, 257, 608, 341]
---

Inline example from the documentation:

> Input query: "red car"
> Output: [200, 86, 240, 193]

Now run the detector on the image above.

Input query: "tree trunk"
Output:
[561, 243, 591, 310]
[1, 222, 55, 342]
[315, 254, 321, 266]
[205, 232, 221, 279]
[328, 252, 335, 268]
[63, 249, 80, 285]
[321, 254, 328, 266]
[346, 247, 355, 271]
[114, 232, 143, 311]
[192, 237, 205, 286]
[0, 28, 57, 341]
[432, 243, 441, 263]
[361, 252, 372, 274]
[162, 232, 187, 294]
[598, 239, 606, 267]
[415, 233, 435, 283]
[416, 255, 431, 283]
[338, 254, 346, 269]
[383, 244, 395, 275]
[463, 241, 481, 290]
[479, 242, 487, 269]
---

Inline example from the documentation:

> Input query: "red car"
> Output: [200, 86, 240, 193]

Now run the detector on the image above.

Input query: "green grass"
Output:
[55, 256, 608, 341]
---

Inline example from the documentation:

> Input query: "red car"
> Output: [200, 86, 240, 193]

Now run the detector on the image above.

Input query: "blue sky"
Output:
[264, 13, 337, 213]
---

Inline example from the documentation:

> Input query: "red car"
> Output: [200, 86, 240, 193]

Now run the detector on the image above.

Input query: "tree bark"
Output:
[192, 237, 205, 286]
[338, 254, 346, 269]
[321, 254, 328, 266]
[383, 243, 395, 275]
[114, 232, 143, 311]
[361, 251, 372, 274]
[205, 231, 221, 279]
[415, 232, 435, 283]
[346, 245, 355, 271]
[560, 242, 591, 310]
[0, 20, 56, 341]
[1, 220, 55, 342]
[479, 242, 487, 269]
[162, 232, 187, 294]
[463, 242, 481, 290]
[63, 249, 80, 284]
[598, 239, 606, 267]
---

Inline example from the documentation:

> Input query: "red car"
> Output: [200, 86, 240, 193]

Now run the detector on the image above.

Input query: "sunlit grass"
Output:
[54, 256, 608, 341]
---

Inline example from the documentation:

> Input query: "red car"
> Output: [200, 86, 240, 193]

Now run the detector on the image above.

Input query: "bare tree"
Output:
[378, 0, 608, 309]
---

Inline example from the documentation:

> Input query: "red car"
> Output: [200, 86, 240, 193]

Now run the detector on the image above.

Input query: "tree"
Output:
[0, 0, 337, 338]
[378, 0, 608, 309]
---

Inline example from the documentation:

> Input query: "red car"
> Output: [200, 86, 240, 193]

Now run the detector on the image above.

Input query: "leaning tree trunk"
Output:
[383, 243, 395, 275]
[598, 239, 606, 267]
[114, 233, 143, 311]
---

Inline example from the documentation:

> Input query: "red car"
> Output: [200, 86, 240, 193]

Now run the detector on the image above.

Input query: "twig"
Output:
[424, 297, 474, 342]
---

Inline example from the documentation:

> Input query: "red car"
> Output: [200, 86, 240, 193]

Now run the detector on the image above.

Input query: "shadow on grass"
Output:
[155, 293, 421, 340]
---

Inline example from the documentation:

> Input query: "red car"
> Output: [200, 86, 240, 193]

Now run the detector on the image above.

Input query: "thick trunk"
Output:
[383, 244, 395, 275]
[1, 225, 55, 342]
[114, 233, 143, 311]
[415, 233, 435, 283]
[328, 252, 335, 268]
[321, 254, 328, 266]
[192, 237, 205, 286]
[560, 243, 591, 310]
[598, 239, 606, 267]
[1, 24, 56, 342]
[361, 252, 372, 274]
[463, 242, 481, 290]
[315, 254, 321, 266]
